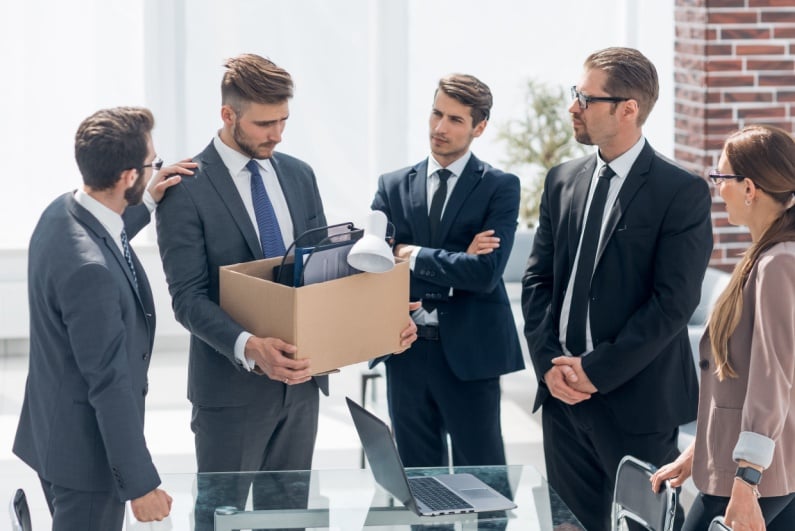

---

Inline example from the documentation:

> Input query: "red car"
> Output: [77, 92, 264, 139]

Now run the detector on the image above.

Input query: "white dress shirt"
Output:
[75, 190, 126, 254]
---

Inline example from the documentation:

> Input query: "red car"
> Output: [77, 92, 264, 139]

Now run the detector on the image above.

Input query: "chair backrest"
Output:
[709, 516, 732, 531]
[611, 455, 676, 531]
[9, 489, 32, 531]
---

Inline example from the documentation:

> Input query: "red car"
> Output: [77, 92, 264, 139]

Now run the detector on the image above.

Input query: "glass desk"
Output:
[129, 465, 584, 530]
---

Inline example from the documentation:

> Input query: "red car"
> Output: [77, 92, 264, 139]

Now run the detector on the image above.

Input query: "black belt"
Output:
[416, 325, 439, 341]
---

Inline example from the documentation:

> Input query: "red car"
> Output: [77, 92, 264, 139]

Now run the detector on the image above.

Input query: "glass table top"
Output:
[125, 465, 584, 530]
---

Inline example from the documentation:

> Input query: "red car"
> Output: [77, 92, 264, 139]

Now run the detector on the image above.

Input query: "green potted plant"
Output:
[497, 80, 588, 228]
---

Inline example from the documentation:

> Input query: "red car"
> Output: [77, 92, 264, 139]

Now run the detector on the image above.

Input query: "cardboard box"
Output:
[220, 257, 409, 375]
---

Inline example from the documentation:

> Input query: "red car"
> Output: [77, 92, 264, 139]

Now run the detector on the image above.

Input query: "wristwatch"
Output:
[735, 466, 763, 486]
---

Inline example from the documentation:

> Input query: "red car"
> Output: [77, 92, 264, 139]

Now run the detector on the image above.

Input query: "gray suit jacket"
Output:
[14, 193, 159, 501]
[156, 142, 328, 407]
[693, 241, 795, 498]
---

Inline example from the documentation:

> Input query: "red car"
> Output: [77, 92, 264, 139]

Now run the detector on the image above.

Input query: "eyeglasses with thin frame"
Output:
[707, 169, 745, 185]
[570, 86, 630, 110]
[143, 156, 163, 171]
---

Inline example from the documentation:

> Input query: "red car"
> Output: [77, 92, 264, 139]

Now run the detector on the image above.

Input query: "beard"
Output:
[124, 171, 147, 205]
[233, 118, 276, 159]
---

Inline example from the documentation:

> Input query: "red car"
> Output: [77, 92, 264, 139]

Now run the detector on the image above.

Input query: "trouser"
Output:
[684, 491, 795, 530]
[39, 475, 125, 531]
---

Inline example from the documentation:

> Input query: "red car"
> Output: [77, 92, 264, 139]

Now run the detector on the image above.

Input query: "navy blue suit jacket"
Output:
[156, 142, 328, 407]
[14, 193, 159, 501]
[522, 141, 713, 433]
[372, 154, 524, 381]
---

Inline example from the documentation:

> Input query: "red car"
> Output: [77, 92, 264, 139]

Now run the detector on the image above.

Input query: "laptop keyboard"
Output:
[408, 477, 474, 512]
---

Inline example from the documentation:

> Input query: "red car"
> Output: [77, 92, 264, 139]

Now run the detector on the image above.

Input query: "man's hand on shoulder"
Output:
[245, 336, 313, 385]
[131, 488, 172, 522]
[147, 159, 198, 203]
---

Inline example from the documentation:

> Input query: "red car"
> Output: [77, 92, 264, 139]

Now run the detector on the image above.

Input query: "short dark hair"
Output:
[437, 74, 493, 125]
[584, 47, 659, 126]
[74, 107, 154, 191]
[221, 53, 294, 112]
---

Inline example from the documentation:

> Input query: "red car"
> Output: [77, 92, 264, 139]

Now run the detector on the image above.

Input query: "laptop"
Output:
[346, 397, 518, 516]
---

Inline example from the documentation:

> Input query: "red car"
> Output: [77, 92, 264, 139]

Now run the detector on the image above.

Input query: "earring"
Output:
[745, 198, 752, 207]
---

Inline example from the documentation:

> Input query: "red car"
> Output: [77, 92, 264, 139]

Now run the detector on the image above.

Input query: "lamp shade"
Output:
[347, 210, 395, 273]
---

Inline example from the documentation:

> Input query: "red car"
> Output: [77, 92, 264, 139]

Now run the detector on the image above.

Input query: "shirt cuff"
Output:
[409, 246, 421, 271]
[142, 190, 157, 213]
[733, 431, 775, 469]
[234, 331, 256, 371]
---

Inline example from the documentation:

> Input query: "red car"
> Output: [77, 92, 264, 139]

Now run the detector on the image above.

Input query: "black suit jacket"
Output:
[522, 141, 713, 433]
[156, 142, 328, 406]
[372, 154, 524, 381]
[14, 193, 159, 501]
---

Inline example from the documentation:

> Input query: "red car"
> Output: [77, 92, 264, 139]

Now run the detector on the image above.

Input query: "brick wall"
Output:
[674, 0, 795, 271]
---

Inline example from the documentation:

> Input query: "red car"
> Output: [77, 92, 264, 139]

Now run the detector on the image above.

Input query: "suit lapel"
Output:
[594, 141, 652, 267]
[409, 160, 431, 245]
[199, 144, 263, 259]
[567, 157, 597, 274]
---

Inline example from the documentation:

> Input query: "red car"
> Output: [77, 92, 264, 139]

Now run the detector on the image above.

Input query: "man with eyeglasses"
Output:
[13, 107, 194, 530]
[522, 47, 714, 531]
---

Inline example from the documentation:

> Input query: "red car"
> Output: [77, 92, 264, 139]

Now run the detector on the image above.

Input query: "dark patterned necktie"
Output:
[120, 228, 138, 290]
[428, 168, 452, 240]
[247, 160, 286, 258]
[423, 168, 452, 313]
[566, 164, 616, 355]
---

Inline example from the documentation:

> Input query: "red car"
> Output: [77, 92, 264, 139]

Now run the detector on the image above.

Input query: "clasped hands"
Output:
[545, 356, 597, 405]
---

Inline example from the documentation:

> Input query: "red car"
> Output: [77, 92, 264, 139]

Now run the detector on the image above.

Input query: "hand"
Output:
[147, 159, 198, 203]
[394, 301, 421, 354]
[650, 442, 694, 492]
[551, 356, 598, 394]
[544, 365, 591, 405]
[466, 229, 500, 255]
[726, 478, 765, 531]
[393, 243, 418, 261]
[130, 488, 172, 522]
[244, 336, 313, 384]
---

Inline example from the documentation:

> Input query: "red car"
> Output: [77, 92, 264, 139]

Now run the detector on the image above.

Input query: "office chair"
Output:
[9, 488, 32, 531]
[708, 516, 731, 530]
[611, 455, 676, 531]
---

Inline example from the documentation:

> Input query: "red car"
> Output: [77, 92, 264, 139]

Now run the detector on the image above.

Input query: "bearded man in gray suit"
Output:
[14, 107, 191, 530]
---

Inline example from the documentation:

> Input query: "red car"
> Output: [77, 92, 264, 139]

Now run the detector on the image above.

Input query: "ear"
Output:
[745, 178, 759, 200]
[221, 105, 236, 126]
[622, 99, 639, 122]
[119, 168, 139, 190]
[472, 119, 488, 138]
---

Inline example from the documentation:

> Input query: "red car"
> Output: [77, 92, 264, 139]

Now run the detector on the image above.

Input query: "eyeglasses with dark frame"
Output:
[570, 86, 630, 110]
[143, 156, 163, 171]
[707, 169, 745, 185]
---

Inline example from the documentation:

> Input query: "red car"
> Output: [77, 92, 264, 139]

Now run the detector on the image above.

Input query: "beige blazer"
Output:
[692, 241, 795, 497]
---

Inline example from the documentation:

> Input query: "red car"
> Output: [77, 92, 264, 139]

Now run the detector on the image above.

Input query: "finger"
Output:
[561, 365, 579, 382]
[408, 301, 422, 311]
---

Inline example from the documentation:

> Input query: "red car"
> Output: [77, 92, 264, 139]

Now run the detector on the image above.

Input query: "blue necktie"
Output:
[566, 164, 616, 355]
[120, 228, 139, 290]
[247, 160, 286, 258]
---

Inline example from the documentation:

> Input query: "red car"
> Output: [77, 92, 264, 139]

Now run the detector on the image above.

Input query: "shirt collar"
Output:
[596, 136, 646, 179]
[213, 133, 272, 176]
[427, 151, 472, 179]
[74, 189, 124, 248]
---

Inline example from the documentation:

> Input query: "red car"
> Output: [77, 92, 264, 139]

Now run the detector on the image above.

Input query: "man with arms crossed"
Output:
[372, 74, 524, 468]
[14, 107, 191, 530]
[522, 47, 713, 531]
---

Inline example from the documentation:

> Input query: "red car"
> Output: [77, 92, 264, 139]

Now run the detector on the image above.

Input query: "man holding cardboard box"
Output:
[156, 54, 416, 528]
[371, 74, 525, 467]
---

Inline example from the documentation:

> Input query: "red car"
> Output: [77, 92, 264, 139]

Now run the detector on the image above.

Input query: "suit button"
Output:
[142, 385, 149, 396]
[699, 359, 709, 370]
[142, 352, 148, 360]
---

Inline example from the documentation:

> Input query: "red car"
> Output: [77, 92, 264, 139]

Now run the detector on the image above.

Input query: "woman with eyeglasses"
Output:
[651, 124, 795, 531]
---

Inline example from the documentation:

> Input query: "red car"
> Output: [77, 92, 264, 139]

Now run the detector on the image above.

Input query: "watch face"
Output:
[737, 466, 762, 485]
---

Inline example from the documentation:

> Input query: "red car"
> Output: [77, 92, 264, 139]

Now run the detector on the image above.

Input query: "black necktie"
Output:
[422, 168, 452, 313]
[566, 164, 616, 355]
[120, 228, 139, 290]
[428, 168, 451, 241]
[247, 160, 286, 258]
